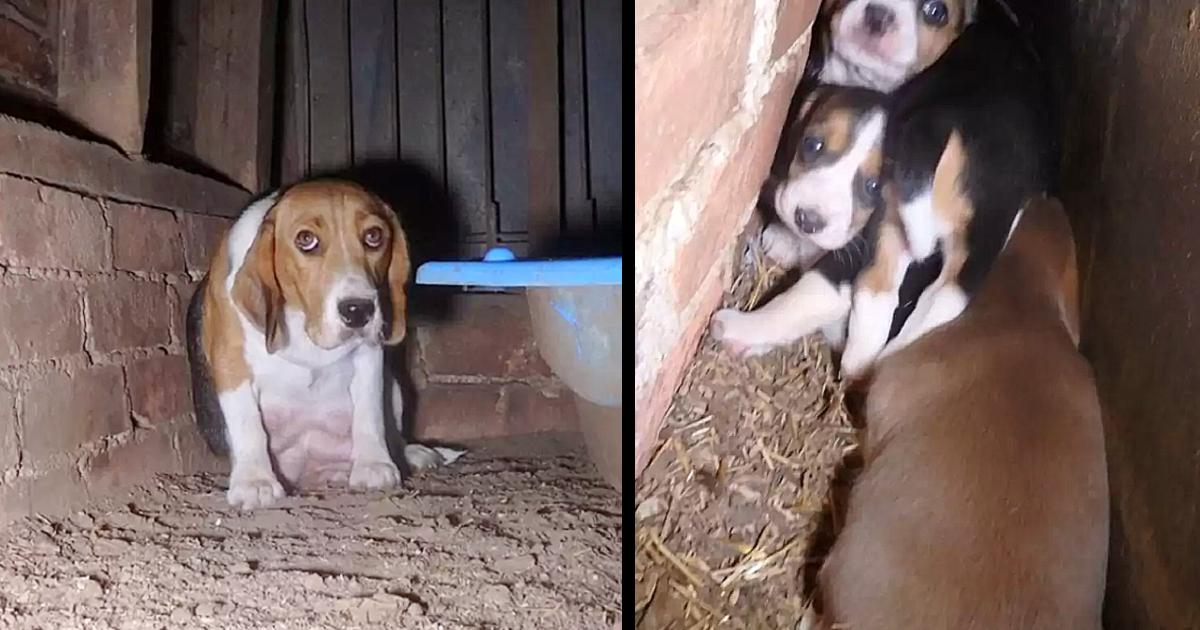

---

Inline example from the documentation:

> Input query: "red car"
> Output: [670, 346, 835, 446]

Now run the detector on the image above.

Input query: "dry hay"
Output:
[634, 237, 858, 629]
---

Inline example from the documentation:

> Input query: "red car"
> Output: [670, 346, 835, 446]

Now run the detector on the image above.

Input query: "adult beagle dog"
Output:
[186, 179, 462, 510]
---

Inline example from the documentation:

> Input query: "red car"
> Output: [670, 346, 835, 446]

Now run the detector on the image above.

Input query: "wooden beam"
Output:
[349, 0, 397, 166]
[305, 0, 351, 175]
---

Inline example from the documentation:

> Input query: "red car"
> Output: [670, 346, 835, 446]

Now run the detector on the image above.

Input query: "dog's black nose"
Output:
[863, 3, 895, 35]
[796, 208, 827, 235]
[338, 299, 376, 329]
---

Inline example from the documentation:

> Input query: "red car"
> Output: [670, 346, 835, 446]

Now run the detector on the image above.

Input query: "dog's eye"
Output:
[921, 0, 949, 26]
[862, 177, 882, 200]
[363, 226, 385, 249]
[801, 136, 825, 160]
[295, 230, 319, 253]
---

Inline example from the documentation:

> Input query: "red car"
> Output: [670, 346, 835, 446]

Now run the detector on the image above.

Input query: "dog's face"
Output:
[233, 180, 410, 352]
[827, 0, 974, 88]
[774, 86, 887, 251]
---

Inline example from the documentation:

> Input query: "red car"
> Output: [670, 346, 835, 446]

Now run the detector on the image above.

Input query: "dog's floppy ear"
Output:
[232, 213, 288, 353]
[381, 206, 411, 346]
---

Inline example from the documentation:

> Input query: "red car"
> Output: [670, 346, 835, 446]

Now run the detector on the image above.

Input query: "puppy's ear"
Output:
[381, 206, 411, 346]
[232, 214, 288, 353]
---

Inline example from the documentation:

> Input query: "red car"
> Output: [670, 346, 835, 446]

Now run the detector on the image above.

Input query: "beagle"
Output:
[713, 85, 888, 356]
[185, 179, 462, 510]
[837, 15, 1056, 378]
[805, 196, 1108, 629]
[809, 0, 977, 93]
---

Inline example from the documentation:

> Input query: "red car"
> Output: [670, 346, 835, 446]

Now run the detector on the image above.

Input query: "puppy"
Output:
[186, 180, 462, 509]
[838, 14, 1056, 378]
[808, 196, 1108, 630]
[714, 85, 887, 355]
[811, 0, 977, 92]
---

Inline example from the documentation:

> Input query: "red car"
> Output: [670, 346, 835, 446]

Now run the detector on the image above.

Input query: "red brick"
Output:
[635, 2, 755, 215]
[26, 467, 90, 517]
[82, 428, 180, 498]
[180, 212, 231, 274]
[413, 383, 577, 443]
[0, 279, 84, 366]
[110, 202, 185, 273]
[127, 354, 191, 424]
[773, 0, 820, 62]
[0, 480, 31, 525]
[0, 177, 109, 271]
[673, 57, 806, 303]
[21, 365, 129, 460]
[0, 387, 16, 471]
[636, 274, 724, 478]
[417, 294, 551, 379]
[86, 278, 172, 351]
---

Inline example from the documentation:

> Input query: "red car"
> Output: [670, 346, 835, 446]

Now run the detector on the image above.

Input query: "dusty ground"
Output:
[634, 236, 857, 629]
[0, 434, 621, 630]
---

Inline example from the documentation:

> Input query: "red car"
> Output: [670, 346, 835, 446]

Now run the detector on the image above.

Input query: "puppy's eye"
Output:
[295, 230, 319, 253]
[921, 0, 949, 26]
[363, 226, 385, 249]
[801, 136, 825, 161]
[862, 177, 882, 200]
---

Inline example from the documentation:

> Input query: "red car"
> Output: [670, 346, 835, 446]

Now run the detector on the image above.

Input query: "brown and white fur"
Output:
[802, 195, 1108, 630]
[186, 179, 462, 510]
[712, 86, 887, 356]
[814, 0, 976, 92]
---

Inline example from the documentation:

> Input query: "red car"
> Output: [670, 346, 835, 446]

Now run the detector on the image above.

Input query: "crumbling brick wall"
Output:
[0, 174, 231, 523]
[635, 0, 820, 474]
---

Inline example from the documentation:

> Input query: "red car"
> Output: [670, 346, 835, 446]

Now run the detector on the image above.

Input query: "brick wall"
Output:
[634, 0, 820, 475]
[0, 174, 231, 523]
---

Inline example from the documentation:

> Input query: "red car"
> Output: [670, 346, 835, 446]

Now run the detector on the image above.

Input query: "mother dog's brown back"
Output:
[819, 196, 1108, 629]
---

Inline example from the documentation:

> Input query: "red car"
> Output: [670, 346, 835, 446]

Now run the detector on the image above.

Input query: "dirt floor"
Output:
[0, 433, 622, 630]
[634, 237, 857, 629]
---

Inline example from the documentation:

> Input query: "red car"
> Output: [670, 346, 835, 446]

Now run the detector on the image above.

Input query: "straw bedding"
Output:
[634, 234, 859, 629]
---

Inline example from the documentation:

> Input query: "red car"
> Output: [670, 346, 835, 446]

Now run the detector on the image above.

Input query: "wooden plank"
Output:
[488, 0, 529, 237]
[157, 0, 277, 189]
[584, 0, 623, 230]
[525, 0, 560, 253]
[349, 0, 397, 166]
[305, 0, 352, 174]
[0, 0, 57, 101]
[56, 0, 151, 154]
[560, 0, 592, 235]
[0, 114, 250, 216]
[442, 0, 491, 238]
[277, 0, 310, 185]
[397, 0, 444, 187]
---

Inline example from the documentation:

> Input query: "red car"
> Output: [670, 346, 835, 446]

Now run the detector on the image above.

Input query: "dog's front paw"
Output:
[349, 459, 402, 491]
[227, 470, 285, 510]
[760, 223, 804, 267]
[839, 345, 876, 382]
[710, 309, 772, 358]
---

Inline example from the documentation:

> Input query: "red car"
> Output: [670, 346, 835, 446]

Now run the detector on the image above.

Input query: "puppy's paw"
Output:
[349, 459, 402, 491]
[227, 470, 285, 510]
[710, 309, 771, 358]
[839, 346, 876, 382]
[760, 223, 804, 267]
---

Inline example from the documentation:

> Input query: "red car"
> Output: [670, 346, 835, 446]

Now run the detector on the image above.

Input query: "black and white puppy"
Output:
[760, 0, 977, 271]
[837, 14, 1056, 378]
[713, 86, 888, 356]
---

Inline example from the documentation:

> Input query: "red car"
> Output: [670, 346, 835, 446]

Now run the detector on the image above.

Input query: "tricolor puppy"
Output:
[805, 196, 1108, 630]
[811, 0, 977, 92]
[186, 179, 462, 510]
[714, 86, 887, 355]
[837, 15, 1056, 378]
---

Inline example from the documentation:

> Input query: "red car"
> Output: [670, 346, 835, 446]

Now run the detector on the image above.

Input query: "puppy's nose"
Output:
[863, 3, 895, 35]
[337, 299, 376, 329]
[796, 208, 827, 235]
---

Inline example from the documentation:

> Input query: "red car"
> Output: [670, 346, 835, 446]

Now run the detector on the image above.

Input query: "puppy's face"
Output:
[774, 87, 886, 251]
[828, 0, 974, 87]
[234, 180, 411, 352]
